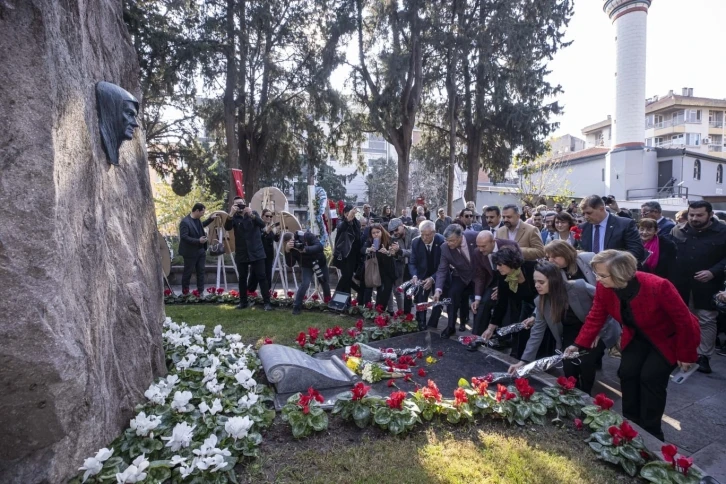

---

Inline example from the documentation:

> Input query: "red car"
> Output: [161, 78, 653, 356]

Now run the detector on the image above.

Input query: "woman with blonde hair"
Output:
[545, 239, 596, 285]
[564, 250, 700, 441]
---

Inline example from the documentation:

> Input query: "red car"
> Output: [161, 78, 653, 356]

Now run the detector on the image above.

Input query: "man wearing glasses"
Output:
[640, 201, 675, 238]
[458, 208, 483, 232]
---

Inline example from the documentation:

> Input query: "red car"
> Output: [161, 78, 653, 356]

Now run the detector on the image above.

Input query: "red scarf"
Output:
[643, 236, 660, 271]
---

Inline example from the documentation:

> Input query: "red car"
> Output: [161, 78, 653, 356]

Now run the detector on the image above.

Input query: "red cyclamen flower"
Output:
[593, 393, 614, 411]
[454, 387, 468, 406]
[418, 368, 426, 377]
[164, 289, 172, 296]
[557, 376, 577, 391]
[296, 332, 307, 347]
[676, 456, 693, 476]
[308, 327, 320, 342]
[574, 418, 583, 430]
[386, 391, 406, 410]
[351, 382, 370, 400]
[661, 444, 678, 464]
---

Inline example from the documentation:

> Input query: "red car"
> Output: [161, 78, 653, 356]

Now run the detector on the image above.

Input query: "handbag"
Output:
[364, 253, 381, 288]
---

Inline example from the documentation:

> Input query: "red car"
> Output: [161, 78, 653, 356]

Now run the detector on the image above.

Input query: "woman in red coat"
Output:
[564, 250, 700, 441]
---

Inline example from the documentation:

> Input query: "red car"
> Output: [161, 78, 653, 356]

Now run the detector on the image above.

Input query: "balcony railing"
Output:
[709, 121, 724, 128]
[626, 185, 689, 201]
[708, 144, 724, 152]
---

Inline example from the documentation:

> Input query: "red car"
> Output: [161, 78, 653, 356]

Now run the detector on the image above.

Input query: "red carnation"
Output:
[416, 351, 424, 359]
[570, 225, 583, 241]
[164, 289, 172, 296]
[376, 304, 384, 313]
[308, 327, 320, 342]
[404, 374, 412, 382]
[661, 444, 678, 464]
[386, 391, 406, 410]
[365, 302, 373, 309]
[387, 380, 395, 387]
[296, 332, 307, 347]
[593, 393, 614, 411]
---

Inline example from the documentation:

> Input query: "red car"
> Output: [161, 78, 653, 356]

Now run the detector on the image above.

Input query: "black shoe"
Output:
[717, 342, 726, 357]
[697, 355, 712, 374]
[292, 307, 302, 315]
[263, 303, 274, 311]
[441, 327, 454, 339]
[235, 302, 251, 310]
[459, 324, 467, 332]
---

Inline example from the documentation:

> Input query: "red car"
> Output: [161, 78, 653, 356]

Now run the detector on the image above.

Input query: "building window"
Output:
[685, 109, 701, 123]
[694, 159, 701, 180]
[645, 138, 652, 147]
[686, 133, 701, 146]
[718, 165, 723, 184]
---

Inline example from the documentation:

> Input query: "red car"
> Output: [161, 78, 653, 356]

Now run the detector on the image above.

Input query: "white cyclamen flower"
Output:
[205, 379, 225, 395]
[198, 398, 222, 416]
[225, 333, 242, 343]
[175, 354, 198, 371]
[129, 411, 161, 437]
[186, 344, 205, 355]
[165, 374, 180, 387]
[202, 366, 218, 384]
[161, 422, 196, 451]
[171, 391, 193, 412]
[144, 384, 168, 405]
[195, 454, 226, 473]
[237, 393, 259, 410]
[169, 455, 187, 466]
[179, 464, 195, 478]
[115, 454, 149, 483]
[225, 416, 253, 441]
[234, 369, 256, 390]
[213, 325, 225, 338]
[79, 448, 113, 483]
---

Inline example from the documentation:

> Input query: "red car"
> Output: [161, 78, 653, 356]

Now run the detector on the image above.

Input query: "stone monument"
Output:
[0, 1, 165, 482]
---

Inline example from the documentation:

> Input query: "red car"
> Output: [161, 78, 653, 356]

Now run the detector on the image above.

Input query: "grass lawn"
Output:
[164, 304, 358, 346]
[165, 304, 639, 484]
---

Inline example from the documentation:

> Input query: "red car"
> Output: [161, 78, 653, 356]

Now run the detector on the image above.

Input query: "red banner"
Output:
[231, 169, 245, 198]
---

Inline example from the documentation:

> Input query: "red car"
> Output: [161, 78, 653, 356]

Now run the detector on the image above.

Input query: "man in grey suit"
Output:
[578, 195, 645, 263]
[433, 225, 479, 338]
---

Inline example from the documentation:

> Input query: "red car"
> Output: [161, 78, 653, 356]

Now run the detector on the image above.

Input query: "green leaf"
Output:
[599, 447, 620, 465]
[618, 444, 644, 465]
[374, 408, 391, 426]
[291, 421, 308, 439]
[446, 410, 461, 424]
[458, 378, 471, 388]
[640, 463, 671, 483]
[388, 418, 403, 435]
[352, 404, 371, 423]
[589, 442, 603, 452]
[581, 405, 600, 417]
[543, 387, 560, 398]
[516, 404, 532, 421]
[593, 431, 612, 446]
[310, 412, 329, 432]
[530, 402, 547, 416]
[530, 413, 546, 426]
[620, 457, 638, 477]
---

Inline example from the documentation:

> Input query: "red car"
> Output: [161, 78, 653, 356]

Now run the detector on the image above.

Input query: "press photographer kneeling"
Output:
[283, 230, 331, 315]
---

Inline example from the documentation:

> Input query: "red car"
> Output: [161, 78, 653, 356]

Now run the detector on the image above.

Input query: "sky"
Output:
[331, 0, 726, 140]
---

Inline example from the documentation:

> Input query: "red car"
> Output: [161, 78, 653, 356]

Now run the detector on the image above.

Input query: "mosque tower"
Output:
[603, 0, 655, 199]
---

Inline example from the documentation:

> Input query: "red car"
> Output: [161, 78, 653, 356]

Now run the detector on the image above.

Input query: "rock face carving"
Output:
[96, 81, 140, 165]
[0, 1, 165, 482]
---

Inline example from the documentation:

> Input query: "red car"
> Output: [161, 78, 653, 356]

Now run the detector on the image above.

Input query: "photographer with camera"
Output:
[283, 230, 331, 315]
[224, 197, 273, 311]
[332, 204, 361, 297]
[248, 208, 280, 295]
[178, 203, 217, 295]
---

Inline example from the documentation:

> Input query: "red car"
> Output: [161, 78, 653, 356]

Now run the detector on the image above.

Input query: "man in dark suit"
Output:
[483, 206, 504, 234]
[433, 224, 479, 338]
[178, 203, 216, 294]
[578, 195, 645, 263]
[224, 197, 273, 311]
[459, 208, 483, 232]
[408, 221, 447, 330]
[640, 201, 676, 237]
[470, 231, 520, 335]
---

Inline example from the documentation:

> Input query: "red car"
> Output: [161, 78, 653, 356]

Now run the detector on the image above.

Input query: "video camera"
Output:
[292, 230, 306, 251]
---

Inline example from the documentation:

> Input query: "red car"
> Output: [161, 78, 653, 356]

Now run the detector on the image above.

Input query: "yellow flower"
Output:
[346, 356, 361, 373]
[426, 356, 437, 364]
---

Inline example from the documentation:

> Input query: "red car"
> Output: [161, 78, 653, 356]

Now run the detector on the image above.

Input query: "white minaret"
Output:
[603, 0, 655, 199]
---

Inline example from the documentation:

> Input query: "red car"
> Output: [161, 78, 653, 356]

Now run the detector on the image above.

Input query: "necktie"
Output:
[426, 244, 431, 253]
[594, 224, 601, 253]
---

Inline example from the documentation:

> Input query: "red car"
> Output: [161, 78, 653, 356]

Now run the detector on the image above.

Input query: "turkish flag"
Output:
[231, 169, 245, 198]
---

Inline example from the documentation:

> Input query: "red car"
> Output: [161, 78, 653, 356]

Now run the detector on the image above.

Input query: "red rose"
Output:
[182, 288, 189, 295]
[355, 319, 364, 331]
[308, 327, 320, 342]
[386, 391, 406, 410]
[676, 456, 693, 475]
[594, 393, 614, 411]
[263, 337, 273, 345]
[296, 332, 307, 347]
[192, 289, 200, 297]
[405, 313, 414, 321]
[661, 444, 678, 464]
[454, 387, 468, 406]
[574, 418, 583, 430]
[164, 289, 172, 296]
[217, 288, 225, 295]
[418, 368, 426, 377]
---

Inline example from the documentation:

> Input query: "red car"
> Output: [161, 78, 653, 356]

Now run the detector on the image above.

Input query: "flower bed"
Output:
[163, 288, 339, 309]
[72, 319, 275, 483]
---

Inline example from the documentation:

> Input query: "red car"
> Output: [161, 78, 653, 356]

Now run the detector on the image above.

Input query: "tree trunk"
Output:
[224, 0, 237, 205]
[465, 127, 481, 203]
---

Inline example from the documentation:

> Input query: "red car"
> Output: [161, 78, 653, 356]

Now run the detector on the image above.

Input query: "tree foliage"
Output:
[154, 181, 224, 236]
[509, 143, 574, 206]
[365, 158, 398, 213]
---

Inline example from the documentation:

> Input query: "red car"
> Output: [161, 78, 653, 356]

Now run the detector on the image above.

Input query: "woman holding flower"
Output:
[507, 262, 620, 394]
[564, 250, 700, 440]
[362, 223, 398, 310]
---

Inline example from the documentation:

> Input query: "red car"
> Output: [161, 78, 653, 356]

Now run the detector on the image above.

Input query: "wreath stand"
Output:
[214, 226, 238, 292]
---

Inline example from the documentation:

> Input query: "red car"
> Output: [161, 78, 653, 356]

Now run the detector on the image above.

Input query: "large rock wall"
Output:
[0, 1, 165, 482]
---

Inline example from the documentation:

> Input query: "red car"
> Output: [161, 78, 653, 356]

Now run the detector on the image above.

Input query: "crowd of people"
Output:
[179, 194, 726, 441]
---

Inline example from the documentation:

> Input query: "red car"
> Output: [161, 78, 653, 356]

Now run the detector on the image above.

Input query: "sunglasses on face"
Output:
[463, 214, 472, 218]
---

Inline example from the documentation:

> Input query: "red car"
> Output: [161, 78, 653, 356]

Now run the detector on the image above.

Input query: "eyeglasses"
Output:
[463, 214, 472, 218]
[594, 273, 611, 280]
[264, 215, 273, 218]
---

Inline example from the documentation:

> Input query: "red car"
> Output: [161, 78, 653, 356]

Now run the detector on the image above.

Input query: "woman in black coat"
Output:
[362, 223, 397, 310]
[483, 245, 554, 360]
[638, 218, 676, 283]
[333, 205, 362, 296]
